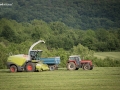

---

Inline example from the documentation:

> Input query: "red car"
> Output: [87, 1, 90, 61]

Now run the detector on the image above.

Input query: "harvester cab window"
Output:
[30, 51, 39, 60]
[30, 51, 35, 60]
[36, 51, 41, 60]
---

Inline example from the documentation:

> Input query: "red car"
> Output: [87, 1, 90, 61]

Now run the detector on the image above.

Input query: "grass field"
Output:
[0, 67, 120, 90]
[94, 52, 120, 60]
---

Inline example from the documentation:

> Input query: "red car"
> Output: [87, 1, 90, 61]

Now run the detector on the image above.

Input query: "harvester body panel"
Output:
[7, 54, 27, 66]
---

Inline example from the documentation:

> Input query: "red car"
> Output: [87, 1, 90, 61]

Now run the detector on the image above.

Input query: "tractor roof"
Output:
[69, 55, 80, 57]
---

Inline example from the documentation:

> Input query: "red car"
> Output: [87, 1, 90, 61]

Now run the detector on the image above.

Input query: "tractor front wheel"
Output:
[25, 62, 36, 72]
[67, 62, 76, 70]
[82, 63, 90, 70]
[10, 65, 17, 73]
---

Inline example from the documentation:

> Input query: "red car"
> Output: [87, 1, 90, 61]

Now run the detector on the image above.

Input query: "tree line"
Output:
[0, 18, 120, 51]
[0, 18, 120, 68]
[0, 0, 120, 30]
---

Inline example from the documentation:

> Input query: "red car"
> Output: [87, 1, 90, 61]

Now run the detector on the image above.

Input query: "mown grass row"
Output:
[0, 67, 120, 90]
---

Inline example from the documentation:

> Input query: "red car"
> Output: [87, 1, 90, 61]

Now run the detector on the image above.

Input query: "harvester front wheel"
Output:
[25, 62, 36, 72]
[10, 65, 17, 73]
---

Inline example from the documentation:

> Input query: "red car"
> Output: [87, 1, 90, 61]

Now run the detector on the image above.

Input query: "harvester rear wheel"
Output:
[10, 65, 17, 73]
[67, 62, 76, 70]
[25, 62, 36, 72]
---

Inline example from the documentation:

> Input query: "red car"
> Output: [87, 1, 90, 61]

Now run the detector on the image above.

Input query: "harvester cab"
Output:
[28, 40, 45, 60]
[30, 50, 42, 60]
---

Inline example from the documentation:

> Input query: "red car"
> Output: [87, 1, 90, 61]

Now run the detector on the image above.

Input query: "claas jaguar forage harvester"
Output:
[6, 40, 60, 72]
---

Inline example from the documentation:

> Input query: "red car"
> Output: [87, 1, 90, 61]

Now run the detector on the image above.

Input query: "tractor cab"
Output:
[69, 55, 81, 61]
[69, 55, 81, 66]
[67, 55, 93, 70]
[30, 50, 42, 60]
[67, 55, 81, 70]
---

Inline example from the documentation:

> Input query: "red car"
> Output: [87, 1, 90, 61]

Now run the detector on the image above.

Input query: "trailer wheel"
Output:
[67, 62, 76, 70]
[25, 62, 36, 72]
[49, 66, 55, 71]
[10, 65, 17, 73]
[83, 63, 90, 70]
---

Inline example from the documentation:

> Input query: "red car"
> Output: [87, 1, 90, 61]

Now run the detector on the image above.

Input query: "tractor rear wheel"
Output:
[83, 63, 90, 70]
[25, 62, 36, 72]
[67, 62, 76, 70]
[10, 65, 17, 73]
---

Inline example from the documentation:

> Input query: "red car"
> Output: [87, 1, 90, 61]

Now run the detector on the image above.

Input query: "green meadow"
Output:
[0, 67, 120, 90]
[94, 52, 120, 60]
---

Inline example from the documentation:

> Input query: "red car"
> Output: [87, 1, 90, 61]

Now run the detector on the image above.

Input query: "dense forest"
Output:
[0, 0, 120, 68]
[0, 0, 120, 29]
[0, 18, 120, 51]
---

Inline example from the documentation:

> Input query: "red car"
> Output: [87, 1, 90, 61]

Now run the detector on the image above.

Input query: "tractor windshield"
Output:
[69, 56, 81, 61]
[69, 57, 75, 60]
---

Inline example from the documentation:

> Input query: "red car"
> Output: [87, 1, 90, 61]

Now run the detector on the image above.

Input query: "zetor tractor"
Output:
[67, 55, 93, 70]
[6, 40, 49, 72]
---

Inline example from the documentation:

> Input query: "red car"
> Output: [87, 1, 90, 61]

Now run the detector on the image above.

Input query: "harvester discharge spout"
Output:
[28, 40, 45, 55]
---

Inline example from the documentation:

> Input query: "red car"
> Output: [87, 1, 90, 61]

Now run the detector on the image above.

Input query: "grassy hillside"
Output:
[94, 52, 120, 60]
[0, 67, 120, 90]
